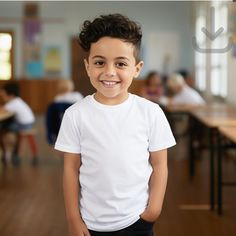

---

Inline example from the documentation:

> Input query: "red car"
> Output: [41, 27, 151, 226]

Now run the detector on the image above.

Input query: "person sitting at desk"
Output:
[0, 82, 36, 166]
[54, 79, 83, 104]
[140, 71, 164, 103]
[177, 69, 195, 88]
[167, 73, 205, 105]
[45, 80, 83, 145]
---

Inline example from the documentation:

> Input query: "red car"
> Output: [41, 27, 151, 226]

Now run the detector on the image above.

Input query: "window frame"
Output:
[209, 2, 228, 98]
[194, 6, 207, 92]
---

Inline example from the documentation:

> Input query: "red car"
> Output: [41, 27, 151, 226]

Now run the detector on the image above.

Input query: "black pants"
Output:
[89, 218, 154, 236]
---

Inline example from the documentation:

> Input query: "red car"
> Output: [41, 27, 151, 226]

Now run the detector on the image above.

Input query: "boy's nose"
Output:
[104, 65, 116, 77]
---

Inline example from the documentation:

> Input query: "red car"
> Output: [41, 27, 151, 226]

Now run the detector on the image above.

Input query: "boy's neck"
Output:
[94, 92, 129, 105]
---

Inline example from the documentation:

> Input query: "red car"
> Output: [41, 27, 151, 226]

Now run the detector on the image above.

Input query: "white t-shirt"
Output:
[54, 91, 83, 104]
[4, 97, 35, 124]
[172, 85, 205, 105]
[55, 94, 176, 232]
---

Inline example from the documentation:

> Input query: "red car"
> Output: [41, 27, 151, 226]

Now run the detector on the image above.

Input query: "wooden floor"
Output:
[0, 116, 236, 236]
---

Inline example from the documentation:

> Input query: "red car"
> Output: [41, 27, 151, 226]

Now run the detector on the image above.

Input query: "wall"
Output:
[227, 53, 236, 104]
[0, 1, 194, 79]
[226, 2, 236, 104]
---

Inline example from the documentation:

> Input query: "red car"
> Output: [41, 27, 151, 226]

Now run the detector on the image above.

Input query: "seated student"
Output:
[0, 82, 36, 165]
[45, 102, 72, 145]
[177, 69, 195, 88]
[140, 71, 164, 103]
[45, 80, 83, 145]
[54, 79, 83, 104]
[167, 73, 205, 105]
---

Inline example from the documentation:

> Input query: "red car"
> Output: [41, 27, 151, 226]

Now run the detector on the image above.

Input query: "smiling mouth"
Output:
[100, 80, 121, 88]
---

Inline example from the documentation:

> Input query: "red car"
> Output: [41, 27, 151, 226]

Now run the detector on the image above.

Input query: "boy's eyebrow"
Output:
[91, 55, 105, 59]
[116, 57, 130, 61]
[91, 55, 130, 61]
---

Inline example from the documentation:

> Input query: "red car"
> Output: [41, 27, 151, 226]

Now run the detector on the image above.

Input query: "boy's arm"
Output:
[0, 106, 7, 112]
[140, 149, 168, 222]
[63, 153, 90, 236]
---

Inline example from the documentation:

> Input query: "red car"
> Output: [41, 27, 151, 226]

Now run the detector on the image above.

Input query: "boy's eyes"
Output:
[94, 61, 104, 66]
[116, 62, 127, 68]
[93, 61, 128, 68]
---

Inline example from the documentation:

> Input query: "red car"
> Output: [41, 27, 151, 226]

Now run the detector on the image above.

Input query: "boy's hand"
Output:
[140, 208, 160, 223]
[68, 216, 90, 236]
[140, 149, 168, 224]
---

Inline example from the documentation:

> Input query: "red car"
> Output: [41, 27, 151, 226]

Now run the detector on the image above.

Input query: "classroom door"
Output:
[71, 37, 95, 96]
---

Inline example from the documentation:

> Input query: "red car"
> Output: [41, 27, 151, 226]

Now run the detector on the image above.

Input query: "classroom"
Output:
[0, 1, 236, 236]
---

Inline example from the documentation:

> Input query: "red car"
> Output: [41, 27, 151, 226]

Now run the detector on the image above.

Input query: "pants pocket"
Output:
[139, 217, 155, 225]
[127, 218, 154, 232]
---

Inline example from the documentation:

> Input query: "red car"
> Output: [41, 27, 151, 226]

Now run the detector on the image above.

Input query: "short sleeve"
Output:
[54, 110, 81, 154]
[148, 105, 176, 152]
[4, 102, 14, 112]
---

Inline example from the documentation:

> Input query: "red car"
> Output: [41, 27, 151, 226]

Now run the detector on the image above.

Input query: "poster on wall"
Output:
[43, 46, 62, 76]
[23, 3, 43, 78]
[24, 20, 41, 44]
[24, 20, 43, 78]
[26, 61, 43, 77]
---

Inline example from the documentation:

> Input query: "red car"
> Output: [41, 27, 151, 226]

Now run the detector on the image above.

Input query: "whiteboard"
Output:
[145, 32, 180, 75]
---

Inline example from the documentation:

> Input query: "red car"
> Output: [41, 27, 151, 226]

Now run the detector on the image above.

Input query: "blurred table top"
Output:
[163, 104, 204, 113]
[189, 104, 236, 128]
[0, 110, 14, 122]
[218, 126, 236, 143]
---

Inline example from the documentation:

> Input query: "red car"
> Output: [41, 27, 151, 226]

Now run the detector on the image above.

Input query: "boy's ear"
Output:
[84, 58, 90, 77]
[134, 61, 144, 78]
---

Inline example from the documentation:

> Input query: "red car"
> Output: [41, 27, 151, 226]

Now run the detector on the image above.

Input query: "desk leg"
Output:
[217, 132, 223, 215]
[188, 115, 195, 180]
[209, 128, 215, 211]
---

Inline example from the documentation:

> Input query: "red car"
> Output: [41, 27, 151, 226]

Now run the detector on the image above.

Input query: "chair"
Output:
[45, 102, 72, 145]
[18, 128, 38, 156]
[15, 128, 38, 165]
[0, 128, 39, 166]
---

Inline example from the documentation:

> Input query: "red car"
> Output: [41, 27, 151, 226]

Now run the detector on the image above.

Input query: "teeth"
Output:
[102, 81, 118, 85]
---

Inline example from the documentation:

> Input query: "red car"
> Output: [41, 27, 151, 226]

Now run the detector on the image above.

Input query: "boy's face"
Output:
[84, 37, 143, 105]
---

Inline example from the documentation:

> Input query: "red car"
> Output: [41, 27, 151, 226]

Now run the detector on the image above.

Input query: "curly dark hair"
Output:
[78, 13, 142, 61]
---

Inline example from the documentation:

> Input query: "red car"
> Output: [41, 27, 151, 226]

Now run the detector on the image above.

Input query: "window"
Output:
[210, 2, 228, 97]
[195, 8, 207, 91]
[194, 2, 229, 97]
[0, 31, 13, 80]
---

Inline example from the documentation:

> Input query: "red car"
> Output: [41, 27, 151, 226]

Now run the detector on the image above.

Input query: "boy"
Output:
[55, 14, 176, 236]
[0, 82, 36, 165]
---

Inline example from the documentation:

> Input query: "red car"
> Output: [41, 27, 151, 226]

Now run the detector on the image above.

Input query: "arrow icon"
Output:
[192, 6, 233, 53]
[201, 7, 224, 41]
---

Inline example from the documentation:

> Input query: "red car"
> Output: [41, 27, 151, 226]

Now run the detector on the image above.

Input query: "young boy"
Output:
[55, 14, 176, 236]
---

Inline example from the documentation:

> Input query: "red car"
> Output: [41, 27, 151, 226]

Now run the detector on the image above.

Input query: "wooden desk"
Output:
[0, 110, 14, 122]
[163, 104, 204, 114]
[217, 126, 236, 215]
[161, 104, 205, 142]
[189, 105, 236, 211]
[218, 126, 236, 143]
[190, 107, 236, 128]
